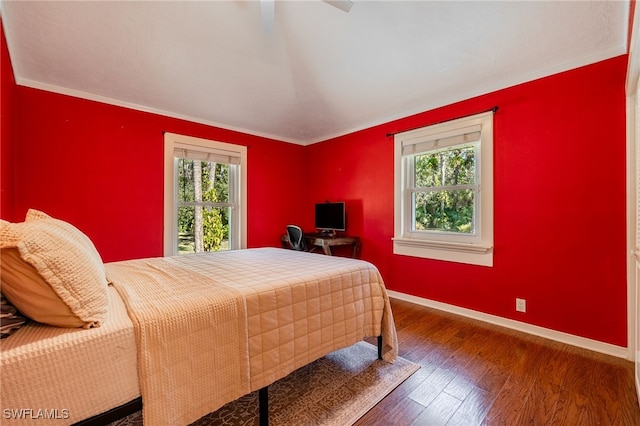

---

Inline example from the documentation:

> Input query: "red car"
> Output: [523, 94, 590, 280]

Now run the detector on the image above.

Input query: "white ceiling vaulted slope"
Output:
[0, 0, 629, 145]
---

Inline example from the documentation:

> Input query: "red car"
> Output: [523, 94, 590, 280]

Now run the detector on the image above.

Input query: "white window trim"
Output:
[163, 132, 247, 256]
[393, 111, 494, 267]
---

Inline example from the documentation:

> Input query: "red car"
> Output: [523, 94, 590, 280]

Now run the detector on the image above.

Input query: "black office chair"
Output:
[286, 225, 307, 251]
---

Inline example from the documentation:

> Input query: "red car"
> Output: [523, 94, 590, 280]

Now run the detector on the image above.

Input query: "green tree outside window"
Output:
[412, 145, 476, 234]
[177, 159, 230, 253]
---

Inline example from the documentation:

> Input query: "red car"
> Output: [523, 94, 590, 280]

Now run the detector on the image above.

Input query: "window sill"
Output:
[392, 237, 493, 267]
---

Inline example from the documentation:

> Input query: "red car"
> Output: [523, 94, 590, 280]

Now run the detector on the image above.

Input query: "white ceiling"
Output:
[0, 1, 629, 145]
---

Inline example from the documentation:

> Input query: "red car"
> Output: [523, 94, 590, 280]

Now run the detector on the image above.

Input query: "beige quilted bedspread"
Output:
[106, 257, 250, 426]
[106, 247, 398, 425]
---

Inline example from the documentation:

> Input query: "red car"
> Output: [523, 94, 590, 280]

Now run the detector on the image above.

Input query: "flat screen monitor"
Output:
[315, 202, 346, 232]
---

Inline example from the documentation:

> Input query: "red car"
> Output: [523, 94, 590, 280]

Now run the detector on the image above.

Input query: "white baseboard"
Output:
[387, 290, 630, 360]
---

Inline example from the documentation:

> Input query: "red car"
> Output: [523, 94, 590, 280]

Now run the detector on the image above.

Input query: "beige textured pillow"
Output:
[1, 248, 86, 327]
[0, 210, 108, 328]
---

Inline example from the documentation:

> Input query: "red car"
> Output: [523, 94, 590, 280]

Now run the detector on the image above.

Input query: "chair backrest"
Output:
[286, 225, 306, 251]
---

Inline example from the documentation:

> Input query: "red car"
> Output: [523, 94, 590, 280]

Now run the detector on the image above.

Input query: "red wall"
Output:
[1, 20, 15, 221]
[306, 55, 628, 347]
[10, 86, 306, 262]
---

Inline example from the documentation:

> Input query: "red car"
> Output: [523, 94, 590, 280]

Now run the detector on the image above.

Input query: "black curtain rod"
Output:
[386, 106, 499, 138]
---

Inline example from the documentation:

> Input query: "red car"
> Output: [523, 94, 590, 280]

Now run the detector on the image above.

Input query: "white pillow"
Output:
[0, 209, 108, 328]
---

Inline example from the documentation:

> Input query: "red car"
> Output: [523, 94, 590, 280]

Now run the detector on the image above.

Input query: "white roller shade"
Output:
[401, 125, 481, 156]
[173, 143, 241, 165]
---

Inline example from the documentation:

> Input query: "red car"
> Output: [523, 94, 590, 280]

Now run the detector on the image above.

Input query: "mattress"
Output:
[0, 285, 139, 425]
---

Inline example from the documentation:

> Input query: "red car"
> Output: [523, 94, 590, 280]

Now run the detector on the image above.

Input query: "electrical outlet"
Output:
[516, 298, 526, 313]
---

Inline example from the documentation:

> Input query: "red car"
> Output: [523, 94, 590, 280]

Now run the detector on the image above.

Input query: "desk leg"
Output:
[321, 245, 332, 256]
[352, 241, 360, 258]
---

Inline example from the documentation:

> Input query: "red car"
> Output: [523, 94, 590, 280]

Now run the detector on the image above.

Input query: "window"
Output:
[164, 133, 247, 256]
[393, 111, 494, 266]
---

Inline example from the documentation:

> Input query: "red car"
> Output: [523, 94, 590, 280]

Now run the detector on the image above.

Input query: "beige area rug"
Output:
[110, 341, 419, 426]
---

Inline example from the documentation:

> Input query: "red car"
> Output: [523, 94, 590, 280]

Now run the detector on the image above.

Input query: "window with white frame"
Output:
[164, 133, 247, 256]
[393, 110, 494, 266]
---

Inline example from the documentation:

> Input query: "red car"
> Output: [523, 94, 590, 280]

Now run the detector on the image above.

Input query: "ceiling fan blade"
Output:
[323, 0, 353, 13]
[261, 0, 275, 33]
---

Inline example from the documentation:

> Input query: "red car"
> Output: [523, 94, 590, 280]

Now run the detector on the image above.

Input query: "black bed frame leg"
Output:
[259, 337, 380, 425]
[259, 386, 269, 426]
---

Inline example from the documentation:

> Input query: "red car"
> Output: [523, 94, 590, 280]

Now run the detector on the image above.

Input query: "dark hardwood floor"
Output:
[357, 298, 640, 425]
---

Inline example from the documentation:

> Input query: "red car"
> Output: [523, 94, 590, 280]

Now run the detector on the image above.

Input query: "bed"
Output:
[0, 210, 397, 426]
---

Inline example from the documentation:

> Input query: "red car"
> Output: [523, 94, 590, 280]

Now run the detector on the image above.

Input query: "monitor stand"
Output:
[318, 229, 336, 237]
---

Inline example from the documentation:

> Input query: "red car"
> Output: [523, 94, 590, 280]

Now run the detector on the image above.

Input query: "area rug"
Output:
[109, 341, 419, 426]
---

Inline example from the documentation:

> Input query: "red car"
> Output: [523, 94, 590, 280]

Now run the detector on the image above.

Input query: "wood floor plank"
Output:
[445, 387, 493, 426]
[475, 360, 511, 395]
[443, 372, 478, 402]
[408, 367, 457, 407]
[481, 376, 533, 425]
[548, 389, 588, 425]
[586, 359, 624, 424]
[536, 342, 570, 386]
[357, 394, 426, 426]
[411, 392, 462, 426]
[559, 349, 598, 396]
[517, 377, 562, 425]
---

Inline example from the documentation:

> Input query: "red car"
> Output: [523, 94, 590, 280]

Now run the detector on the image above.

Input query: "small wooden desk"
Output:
[281, 233, 361, 258]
